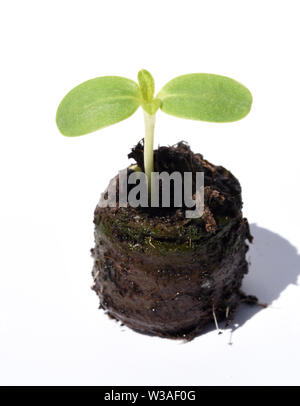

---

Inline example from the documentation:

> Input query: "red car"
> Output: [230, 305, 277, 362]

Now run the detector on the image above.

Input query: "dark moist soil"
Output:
[92, 141, 257, 340]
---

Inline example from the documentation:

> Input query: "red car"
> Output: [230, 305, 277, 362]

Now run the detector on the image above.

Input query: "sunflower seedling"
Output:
[56, 69, 252, 190]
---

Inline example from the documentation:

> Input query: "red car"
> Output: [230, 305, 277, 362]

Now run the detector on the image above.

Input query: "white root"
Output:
[149, 236, 155, 248]
[212, 305, 222, 335]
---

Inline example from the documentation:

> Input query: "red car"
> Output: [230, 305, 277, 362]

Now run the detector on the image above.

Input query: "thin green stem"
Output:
[143, 111, 156, 194]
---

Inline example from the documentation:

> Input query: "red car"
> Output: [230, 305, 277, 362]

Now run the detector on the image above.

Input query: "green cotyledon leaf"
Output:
[56, 76, 141, 136]
[158, 73, 252, 123]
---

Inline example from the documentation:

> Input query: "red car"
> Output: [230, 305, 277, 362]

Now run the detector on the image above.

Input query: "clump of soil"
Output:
[129, 140, 242, 220]
[92, 141, 257, 339]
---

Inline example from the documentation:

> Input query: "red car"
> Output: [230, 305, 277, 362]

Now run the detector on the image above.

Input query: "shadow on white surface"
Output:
[228, 224, 300, 342]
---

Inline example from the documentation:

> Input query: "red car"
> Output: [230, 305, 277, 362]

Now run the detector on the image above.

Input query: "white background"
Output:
[0, 0, 300, 386]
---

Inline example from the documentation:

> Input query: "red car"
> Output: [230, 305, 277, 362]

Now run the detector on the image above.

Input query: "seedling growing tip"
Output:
[56, 69, 252, 188]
